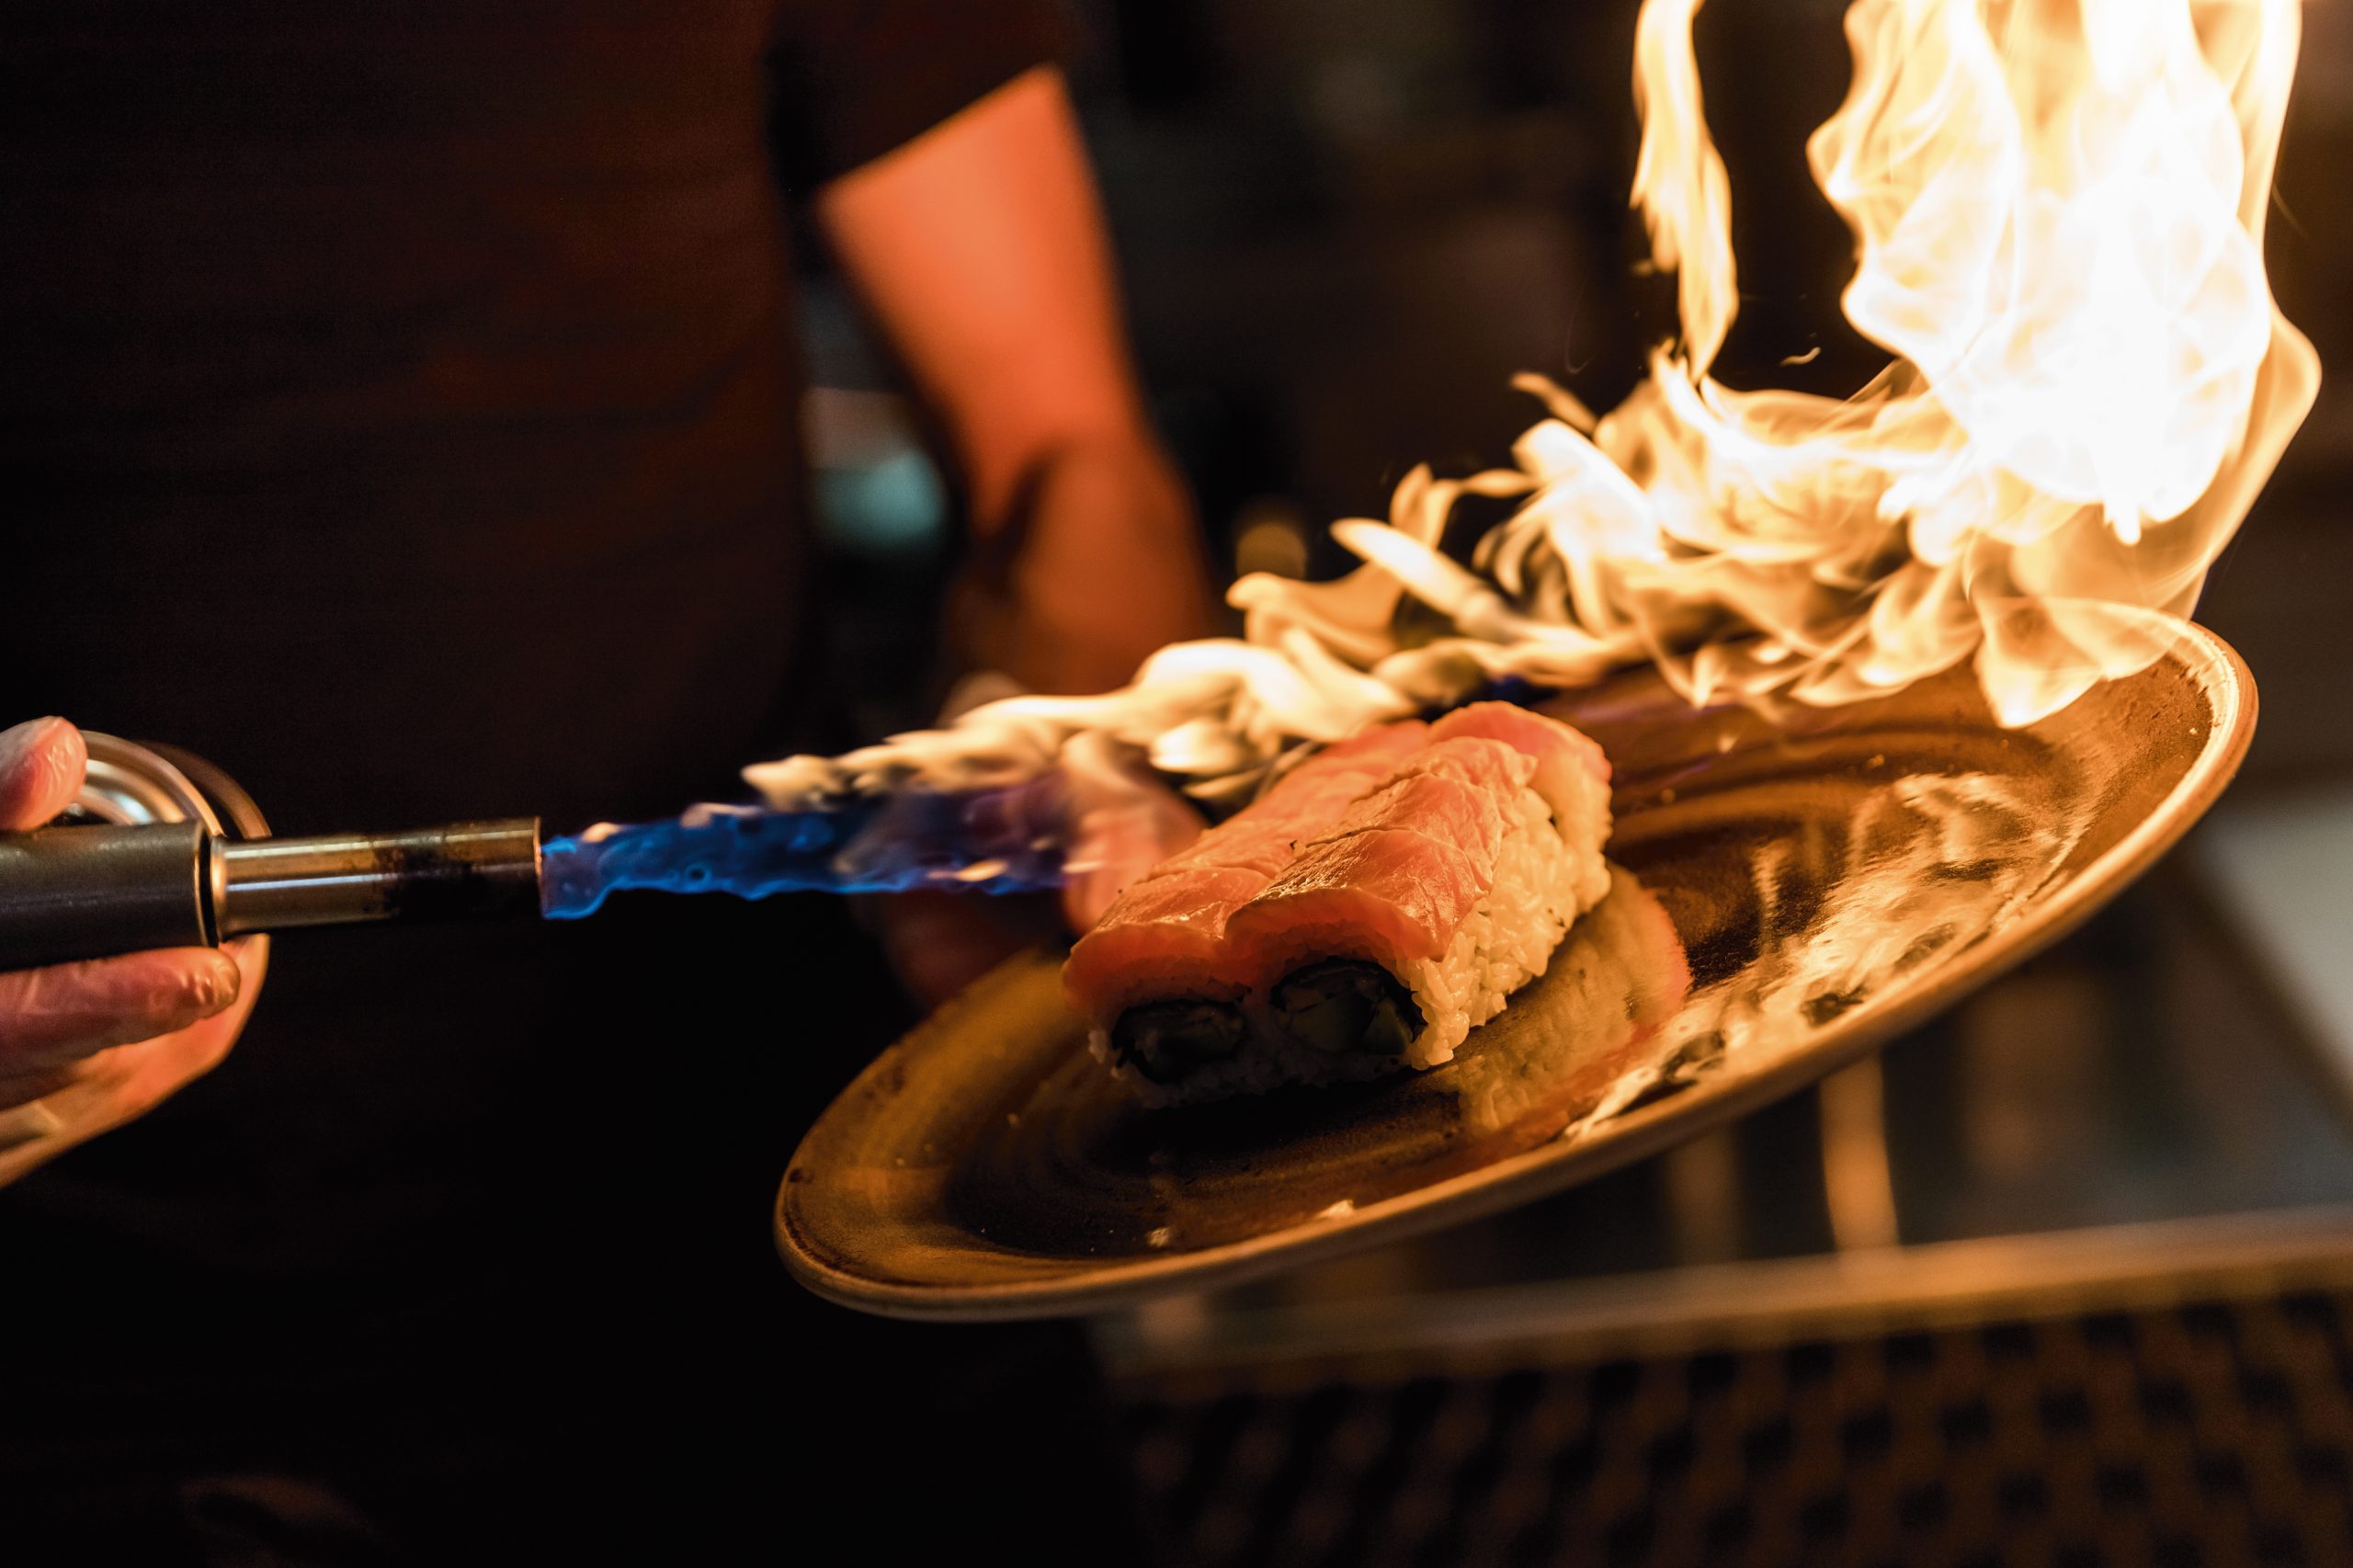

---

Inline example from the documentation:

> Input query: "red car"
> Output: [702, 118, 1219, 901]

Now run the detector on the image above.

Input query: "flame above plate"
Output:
[751, 0, 2317, 812]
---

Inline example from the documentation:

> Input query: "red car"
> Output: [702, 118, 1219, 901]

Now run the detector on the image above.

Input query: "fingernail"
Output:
[193, 953, 240, 1014]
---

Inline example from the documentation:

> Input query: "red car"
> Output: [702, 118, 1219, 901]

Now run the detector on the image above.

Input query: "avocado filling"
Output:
[1111, 1000, 1247, 1085]
[1270, 959, 1423, 1057]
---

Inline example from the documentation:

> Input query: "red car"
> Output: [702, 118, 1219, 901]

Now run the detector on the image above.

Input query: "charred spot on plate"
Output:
[1271, 960, 1423, 1056]
[1112, 1001, 1246, 1084]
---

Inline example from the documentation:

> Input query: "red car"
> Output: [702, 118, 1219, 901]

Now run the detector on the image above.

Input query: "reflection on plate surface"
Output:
[779, 626, 2253, 1320]
[946, 866, 1692, 1260]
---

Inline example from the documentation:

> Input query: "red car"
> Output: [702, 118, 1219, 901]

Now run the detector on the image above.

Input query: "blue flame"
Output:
[540, 782, 1070, 919]
[540, 686, 1588, 920]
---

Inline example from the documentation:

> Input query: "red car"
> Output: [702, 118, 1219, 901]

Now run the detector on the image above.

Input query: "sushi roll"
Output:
[1061, 722, 1430, 1099]
[1232, 730, 1608, 1077]
[1064, 703, 1613, 1106]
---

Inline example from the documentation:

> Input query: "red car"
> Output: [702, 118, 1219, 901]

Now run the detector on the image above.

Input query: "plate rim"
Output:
[777, 625, 2257, 1321]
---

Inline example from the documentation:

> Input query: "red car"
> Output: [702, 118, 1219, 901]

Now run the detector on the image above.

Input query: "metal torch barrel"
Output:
[217, 822, 543, 936]
[0, 735, 545, 971]
[0, 819, 545, 971]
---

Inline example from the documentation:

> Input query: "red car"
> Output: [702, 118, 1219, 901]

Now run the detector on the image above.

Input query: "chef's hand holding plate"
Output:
[0, 717, 265, 1185]
[867, 717, 1206, 1008]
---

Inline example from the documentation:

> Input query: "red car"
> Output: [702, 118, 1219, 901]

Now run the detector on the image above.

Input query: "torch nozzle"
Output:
[0, 819, 542, 972]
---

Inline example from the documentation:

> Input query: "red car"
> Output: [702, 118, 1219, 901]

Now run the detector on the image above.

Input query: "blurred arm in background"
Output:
[818, 64, 1212, 698]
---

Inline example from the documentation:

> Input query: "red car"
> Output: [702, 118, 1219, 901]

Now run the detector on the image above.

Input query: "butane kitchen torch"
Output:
[0, 734, 1065, 973]
[0, 735, 542, 972]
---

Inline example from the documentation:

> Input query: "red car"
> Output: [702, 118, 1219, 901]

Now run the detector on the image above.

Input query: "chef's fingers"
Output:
[1059, 777, 1202, 932]
[0, 938, 263, 1184]
[0, 717, 86, 832]
[0, 948, 244, 1085]
[871, 891, 1065, 1008]
[0, 1061, 79, 1108]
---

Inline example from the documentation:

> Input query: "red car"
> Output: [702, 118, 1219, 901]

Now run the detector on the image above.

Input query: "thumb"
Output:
[1057, 737, 1203, 932]
[871, 891, 1063, 1008]
[0, 719, 86, 833]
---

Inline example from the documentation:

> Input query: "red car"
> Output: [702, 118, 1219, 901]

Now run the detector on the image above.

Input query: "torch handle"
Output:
[0, 819, 543, 972]
[0, 823, 217, 971]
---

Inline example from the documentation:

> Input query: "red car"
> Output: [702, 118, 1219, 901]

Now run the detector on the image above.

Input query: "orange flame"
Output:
[752, 0, 2317, 807]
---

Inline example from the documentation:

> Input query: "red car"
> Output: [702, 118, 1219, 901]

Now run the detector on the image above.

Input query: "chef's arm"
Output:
[815, 64, 1213, 697]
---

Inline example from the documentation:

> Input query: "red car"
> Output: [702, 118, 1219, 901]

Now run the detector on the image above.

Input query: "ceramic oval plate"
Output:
[779, 625, 2255, 1320]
